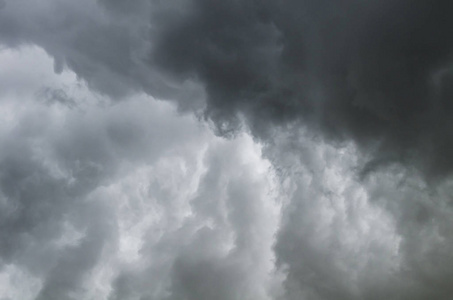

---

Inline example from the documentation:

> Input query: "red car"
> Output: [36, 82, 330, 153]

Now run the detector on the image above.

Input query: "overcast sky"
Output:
[2, 1, 453, 300]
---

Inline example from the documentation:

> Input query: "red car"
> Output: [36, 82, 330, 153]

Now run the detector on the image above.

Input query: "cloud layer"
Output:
[2, 1, 453, 300]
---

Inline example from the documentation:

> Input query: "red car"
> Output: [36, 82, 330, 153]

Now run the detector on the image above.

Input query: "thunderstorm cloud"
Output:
[1, 1, 453, 299]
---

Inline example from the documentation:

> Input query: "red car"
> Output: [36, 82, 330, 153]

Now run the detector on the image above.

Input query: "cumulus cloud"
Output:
[0, 47, 282, 299]
[2, 2, 453, 300]
[265, 128, 453, 300]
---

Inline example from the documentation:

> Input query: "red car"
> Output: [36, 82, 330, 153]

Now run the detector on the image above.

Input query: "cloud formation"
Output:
[3, 0, 453, 177]
[0, 47, 281, 299]
[2, 1, 453, 300]
[265, 128, 453, 300]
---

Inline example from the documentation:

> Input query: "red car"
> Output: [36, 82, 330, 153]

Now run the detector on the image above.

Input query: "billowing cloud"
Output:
[2, 2, 453, 300]
[3, 0, 453, 177]
[0, 47, 282, 300]
[266, 128, 453, 299]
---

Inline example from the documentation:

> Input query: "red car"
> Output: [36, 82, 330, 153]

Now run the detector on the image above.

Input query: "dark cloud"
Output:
[148, 0, 453, 179]
[3, 0, 453, 179]
[3, 1, 453, 300]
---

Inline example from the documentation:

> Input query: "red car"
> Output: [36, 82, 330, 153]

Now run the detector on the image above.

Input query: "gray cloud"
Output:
[3, 0, 453, 178]
[263, 127, 453, 300]
[0, 47, 281, 299]
[0, 0, 206, 111]
[3, 2, 453, 300]
[147, 0, 453, 179]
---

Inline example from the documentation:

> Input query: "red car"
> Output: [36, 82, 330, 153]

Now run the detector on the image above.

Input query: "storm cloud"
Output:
[2, 1, 453, 300]
[2, 0, 453, 176]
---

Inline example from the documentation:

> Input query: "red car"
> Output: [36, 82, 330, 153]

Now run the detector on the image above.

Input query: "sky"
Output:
[1, 1, 453, 299]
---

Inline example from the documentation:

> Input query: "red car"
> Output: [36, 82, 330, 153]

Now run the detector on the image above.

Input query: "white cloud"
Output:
[0, 46, 282, 300]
